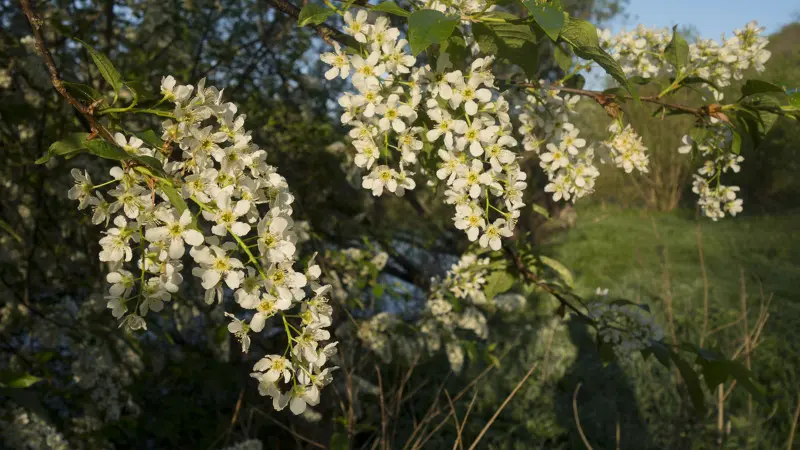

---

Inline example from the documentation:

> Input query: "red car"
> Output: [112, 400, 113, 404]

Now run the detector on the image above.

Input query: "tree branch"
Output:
[20, 0, 115, 142]
[518, 82, 729, 122]
[265, 0, 346, 46]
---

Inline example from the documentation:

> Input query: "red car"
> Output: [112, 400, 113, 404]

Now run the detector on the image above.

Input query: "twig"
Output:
[518, 83, 717, 120]
[375, 365, 388, 450]
[697, 221, 710, 346]
[444, 390, 464, 450]
[266, 0, 345, 46]
[20, 0, 115, 143]
[467, 329, 555, 450]
[251, 407, 327, 449]
[788, 394, 800, 450]
[572, 382, 594, 450]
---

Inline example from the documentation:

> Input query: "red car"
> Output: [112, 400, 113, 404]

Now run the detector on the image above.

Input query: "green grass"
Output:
[533, 206, 800, 449]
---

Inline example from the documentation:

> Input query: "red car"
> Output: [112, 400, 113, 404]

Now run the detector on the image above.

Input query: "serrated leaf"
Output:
[85, 139, 129, 160]
[680, 76, 719, 91]
[740, 79, 786, 98]
[539, 255, 573, 287]
[408, 10, 459, 56]
[133, 155, 166, 176]
[472, 13, 539, 79]
[159, 180, 189, 216]
[297, 3, 334, 27]
[664, 25, 689, 71]
[628, 75, 651, 85]
[36, 132, 90, 164]
[559, 17, 631, 96]
[63, 81, 103, 102]
[76, 39, 123, 93]
[523, 1, 566, 41]
[484, 270, 515, 300]
[372, 1, 410, 17]
[554, 45, 572, 71]
[135, 130, 164, 148]
[670, 352, 706, 415]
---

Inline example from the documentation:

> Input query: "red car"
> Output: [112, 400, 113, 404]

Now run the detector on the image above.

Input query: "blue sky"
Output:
[608, 0, 798, 38]
[585, 0, 797, 88]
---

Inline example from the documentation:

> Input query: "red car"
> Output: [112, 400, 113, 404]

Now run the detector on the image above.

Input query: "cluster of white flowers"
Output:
[71, 346, 137, 422]
[420, 254, 493, 372]
[321, 10, 525, 250]
[517, 85, 602, 202]
[599, 21, 771, 98]
[603, 121, 650, 174]
[678, 120, 744, 220]
[0, 407, 69, 450]
[68, 76, 336, 414]
[587, 300, 664, 358]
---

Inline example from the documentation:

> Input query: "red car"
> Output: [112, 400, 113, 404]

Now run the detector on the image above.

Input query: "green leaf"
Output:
[438, 29, 470, 68]
[372, 1, 410, 17]
[740, 79, 786, 98]
[133, 155, 166, 176]
[76, 39, 123, 93]
[680, 76, 719, 91]
[724, 361, 766, 402]
[472, 13, 539, 79]
[790, 92, 800, 107]
[532, 203, 550, 219]
[559, 17, 632, 96]
[135, 130, 164, 148]
[297, 3, 334, 27]
[523, 1, 566, 41]
[407, 10, 459, 56]
[598, 341, 616, 366]
[670, 352, 706, 415]
[159, 180, 189, 217]
[539, 255, 573, 287]
[0, 372, 43, 389]
[483, 270, 515, 300]
[628, 75, 652, 85]
[63, 81, 103, 102]
[330, 431, 349, 450]
[554, 45, 572, 71]
[647, 340, 672, 369]
[664, 25, 689, 71]
[35, 132, 90, 164]
[0, 219, 23, 243]
[85, 139, 130, 160]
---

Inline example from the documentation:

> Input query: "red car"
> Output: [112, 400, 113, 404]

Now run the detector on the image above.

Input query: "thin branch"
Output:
[20, 0, 114, 142]
[467, 329, 555, 450]
[251, 407, 327, 449]
[572, 382, 594, 450]
[266, 0, 345, 46]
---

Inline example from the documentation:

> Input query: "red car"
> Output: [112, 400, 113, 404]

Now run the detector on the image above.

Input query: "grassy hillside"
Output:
[449, 207, 799, 449]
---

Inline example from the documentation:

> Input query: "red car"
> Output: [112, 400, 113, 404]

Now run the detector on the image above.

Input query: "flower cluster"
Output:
[517, 85, 602, 202]
[599, 21, 771, 98]
[420, 253, 493, 372]
[321, 11, 525, 249]
[679, 120, 744, 220]
[587, 300, 664, 358]
[603, 121, 650, 174]
[68, 76, 336, 414]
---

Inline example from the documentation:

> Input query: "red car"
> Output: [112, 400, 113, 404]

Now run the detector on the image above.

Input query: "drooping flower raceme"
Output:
[321, 13, 524, 249]
[69, 76, 336, 415]
[587, 299, 665, 358]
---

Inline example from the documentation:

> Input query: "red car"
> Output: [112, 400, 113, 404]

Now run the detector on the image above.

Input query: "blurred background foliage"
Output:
[1, 0, 799, 448]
